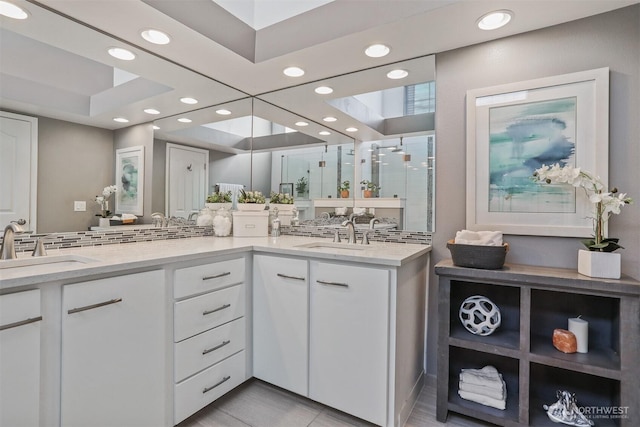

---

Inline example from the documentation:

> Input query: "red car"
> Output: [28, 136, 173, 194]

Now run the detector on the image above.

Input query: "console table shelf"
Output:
[436, 260, 640, 427]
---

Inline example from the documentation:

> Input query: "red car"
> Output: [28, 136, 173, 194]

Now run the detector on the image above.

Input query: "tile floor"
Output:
[177, 378, 492, 427]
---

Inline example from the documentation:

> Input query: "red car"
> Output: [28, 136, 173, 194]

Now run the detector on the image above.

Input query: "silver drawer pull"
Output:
[203, 375, 231, 394]
[68, 298, 123, 315]
[0, 315, 43, 331]
[202, 340, 231, 355]
[277, 273, 305, 281]
[316, 280, 349, 288]
[202, 272, 231, 281]
[203, 303, 231, 316]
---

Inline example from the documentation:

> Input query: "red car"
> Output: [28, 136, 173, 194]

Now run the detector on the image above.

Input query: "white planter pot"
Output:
[98, 217, 110, 228]
[270, 203, 295, 212]
[577, 249, 621, 279]
[205, 202, 232, 211]
[237, 203, 266, 212]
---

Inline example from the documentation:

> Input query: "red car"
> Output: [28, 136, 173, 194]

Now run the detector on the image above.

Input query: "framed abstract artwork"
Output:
[115, 145, 144, 215]
[466, 68, 609, 237]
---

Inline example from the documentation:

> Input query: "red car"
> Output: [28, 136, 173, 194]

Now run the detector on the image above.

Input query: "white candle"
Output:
[568, 316, 589, 353]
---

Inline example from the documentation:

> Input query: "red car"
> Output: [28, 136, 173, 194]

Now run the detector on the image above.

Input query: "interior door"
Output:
[0, 112, 37, 231]
[166, 143, 209, 218]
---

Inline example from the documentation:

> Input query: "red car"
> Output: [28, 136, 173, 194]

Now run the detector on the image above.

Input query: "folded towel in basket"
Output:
[455, 230, 503, 246]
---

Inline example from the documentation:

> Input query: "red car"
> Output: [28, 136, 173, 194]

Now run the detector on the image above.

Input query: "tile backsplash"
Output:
[5, 224, 431, 254]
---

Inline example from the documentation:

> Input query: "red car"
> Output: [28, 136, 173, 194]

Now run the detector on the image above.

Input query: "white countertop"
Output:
[0, 235, 431, 289]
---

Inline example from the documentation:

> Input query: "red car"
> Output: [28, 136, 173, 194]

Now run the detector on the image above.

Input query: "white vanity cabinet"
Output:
[309, 261, 390, 426]
[251, 252, 429, 427]
[0, 289, 42, 427]
[61, 270, 167, 427]
[173, 257, 248, 425]
[253, 254, 309, 395]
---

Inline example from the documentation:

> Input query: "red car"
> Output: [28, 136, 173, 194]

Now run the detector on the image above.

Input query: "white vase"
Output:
[577, 249, 621, 279]
[98, 217, 110, 228]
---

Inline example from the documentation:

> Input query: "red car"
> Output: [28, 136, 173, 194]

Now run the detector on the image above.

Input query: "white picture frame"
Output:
[115, 145, 144, 215]
[466, 68, 609, 237]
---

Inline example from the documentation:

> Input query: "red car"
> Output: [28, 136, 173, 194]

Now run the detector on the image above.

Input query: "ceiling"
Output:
[1, 0, 637, 147]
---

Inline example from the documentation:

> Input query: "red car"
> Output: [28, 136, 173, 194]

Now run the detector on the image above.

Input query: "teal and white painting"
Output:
[488, 97, 577, 213]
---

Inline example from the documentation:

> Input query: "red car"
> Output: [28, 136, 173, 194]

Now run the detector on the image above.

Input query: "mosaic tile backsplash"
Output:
[5, 224, 431, 254]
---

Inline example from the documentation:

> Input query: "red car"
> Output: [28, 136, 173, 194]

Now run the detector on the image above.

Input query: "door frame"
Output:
[0, 111, 38, 232]
[165, 143, 209, 217]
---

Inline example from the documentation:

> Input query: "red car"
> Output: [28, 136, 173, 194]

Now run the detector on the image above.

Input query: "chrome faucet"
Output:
[1, 220, 26, 260]
[369, 218, 380, 229]
[151, 212, 168, 227]
[320, 211, 330, 220]
[341, 220, 356, 244]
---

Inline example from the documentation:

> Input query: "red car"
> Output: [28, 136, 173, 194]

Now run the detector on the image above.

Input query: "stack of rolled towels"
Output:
[458, 365, 507, 410]
[454, 230, 503, 246]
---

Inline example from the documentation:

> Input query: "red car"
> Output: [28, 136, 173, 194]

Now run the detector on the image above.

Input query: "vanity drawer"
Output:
[174, 258, 245, 299]
[174, 284, 245, 342]
[174, 350, 246, 425]
[175, 317, 245, 383]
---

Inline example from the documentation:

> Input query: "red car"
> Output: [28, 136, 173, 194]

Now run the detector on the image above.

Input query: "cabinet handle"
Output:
[316, 280, 349, 288]
[203, 375, 231, 394]
[202, 272, 231, 281]
[67, 298, 123, 314]
[276, 273, 305, 281]
[203, 303, 231, 316]
[202, 339, 231, 355]
[0, 315, 43, 331]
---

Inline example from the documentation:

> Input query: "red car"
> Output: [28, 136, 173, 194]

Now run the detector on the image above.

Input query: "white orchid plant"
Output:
[532, 164, 632, 252]
[95, 185, 118, 218]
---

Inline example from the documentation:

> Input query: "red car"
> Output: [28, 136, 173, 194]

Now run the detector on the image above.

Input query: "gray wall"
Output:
[428, 5, 640, 374]
[37, 117, 113, 232]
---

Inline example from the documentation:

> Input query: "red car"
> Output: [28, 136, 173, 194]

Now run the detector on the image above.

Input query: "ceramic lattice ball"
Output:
[459, 295, 501, 336]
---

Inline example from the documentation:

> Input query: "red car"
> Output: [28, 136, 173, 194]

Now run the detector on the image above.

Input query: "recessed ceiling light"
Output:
[0, 1, 28, 19]
[108, 47, 135, 61]
[477, 10, 513, 30]
[365, 44, 390, 58]
[323, 116, 337, 122]
[295, 121, 309, 127]
[113, 117, 129, 123]
[345, 127, 358, 132]
[315, 86, 333, 95]
[283, 66, 305, 77]
[180, 97, 198, 105]
[216, 109, 232, 115]
[319, 131, 331, 136]
[144, 108, 160, 115]
[152, 125, 160, 130]
[178, 118, 192, 123]
[386, 69, 408, 79]
[141, 28, 171, 45]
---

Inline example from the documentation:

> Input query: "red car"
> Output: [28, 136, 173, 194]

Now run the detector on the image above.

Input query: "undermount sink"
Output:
[294, 242, 365, 251]
[0, 254, 98, 270]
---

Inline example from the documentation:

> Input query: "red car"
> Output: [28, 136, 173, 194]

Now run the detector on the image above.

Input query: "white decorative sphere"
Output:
[459, 295, 502, 336]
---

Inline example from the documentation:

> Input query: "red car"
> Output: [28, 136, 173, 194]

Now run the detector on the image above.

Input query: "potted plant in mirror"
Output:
[205, 190, 233, 211]
[338, 180, 350, 198]
[269, 191, 295, 212]
[237, 189, 266, 211]
[95, 185, 118, 227]
[295, 177, 308, 198]
[360, 180, 380, 198]
[533, 163, 632, 279]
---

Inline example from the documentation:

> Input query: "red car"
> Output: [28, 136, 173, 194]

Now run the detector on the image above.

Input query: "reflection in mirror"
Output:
[359, 135, 435, 231]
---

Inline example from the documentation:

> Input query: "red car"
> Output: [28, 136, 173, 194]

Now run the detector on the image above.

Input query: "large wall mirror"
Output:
[1, 0, 434, 234]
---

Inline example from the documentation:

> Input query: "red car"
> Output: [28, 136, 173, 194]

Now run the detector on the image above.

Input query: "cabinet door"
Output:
[309, 261, 389, 426]
[253, 254, 308, 395]
[0, 289, 41, 427]
[61, 271, 166, 427]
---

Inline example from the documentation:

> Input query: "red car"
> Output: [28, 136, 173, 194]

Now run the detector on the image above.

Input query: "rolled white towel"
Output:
[455, 230, 503, 246]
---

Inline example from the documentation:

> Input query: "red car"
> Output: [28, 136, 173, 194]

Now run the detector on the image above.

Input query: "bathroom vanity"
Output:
[0, 235, 430, 427]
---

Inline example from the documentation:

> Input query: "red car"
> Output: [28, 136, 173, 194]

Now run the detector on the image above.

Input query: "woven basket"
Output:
[446, 239, 509, 270]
